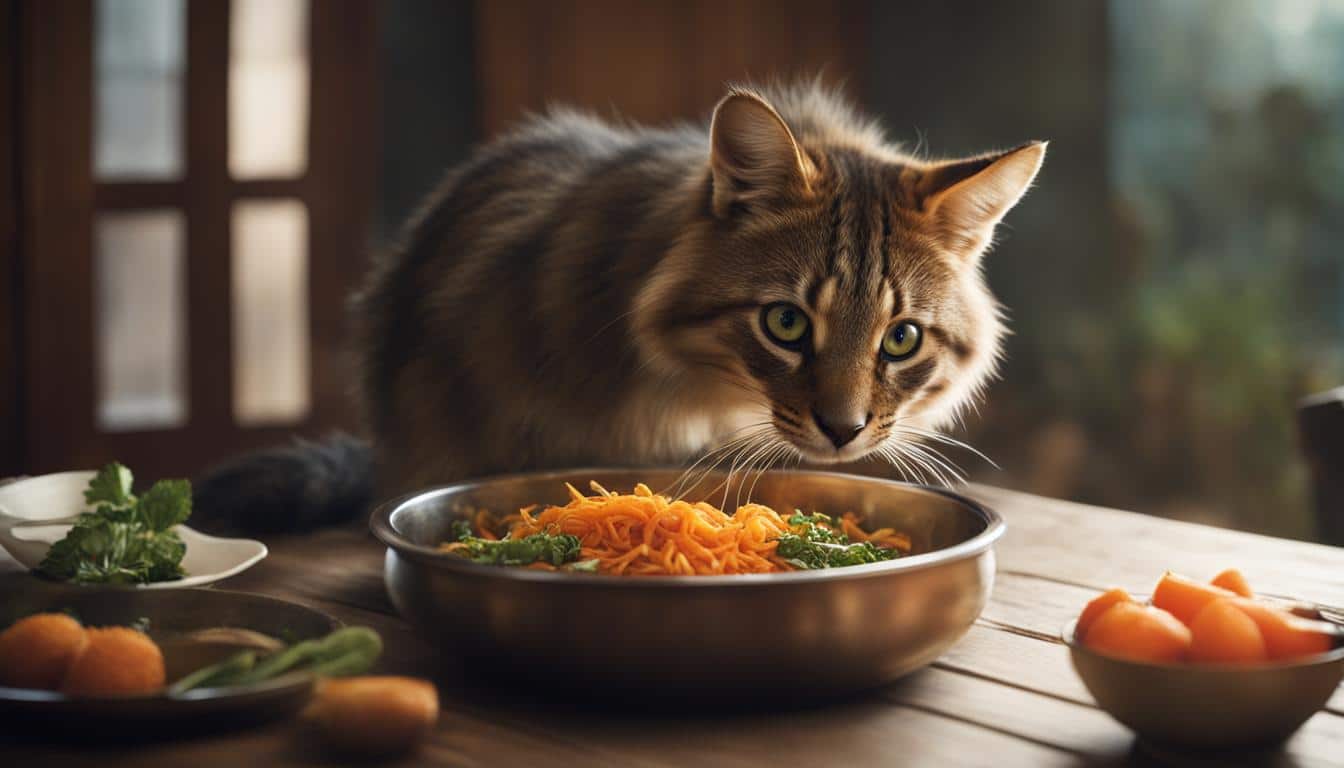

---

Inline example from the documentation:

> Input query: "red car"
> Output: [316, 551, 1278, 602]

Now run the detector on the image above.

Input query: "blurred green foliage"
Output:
[966, 0, 1344, 540]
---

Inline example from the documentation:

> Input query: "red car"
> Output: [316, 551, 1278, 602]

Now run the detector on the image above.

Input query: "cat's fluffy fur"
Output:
[194, 81, 1043, 533]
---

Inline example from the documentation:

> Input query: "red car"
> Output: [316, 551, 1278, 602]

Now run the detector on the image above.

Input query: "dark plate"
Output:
[0, 578, 340, 737]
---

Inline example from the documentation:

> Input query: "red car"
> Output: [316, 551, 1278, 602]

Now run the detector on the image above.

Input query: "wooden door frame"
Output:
[15, 0, 377, 479]
[1, 0, 19, 477]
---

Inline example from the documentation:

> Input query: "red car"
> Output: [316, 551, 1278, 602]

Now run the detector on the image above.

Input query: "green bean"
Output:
[168, 650, 257, 694]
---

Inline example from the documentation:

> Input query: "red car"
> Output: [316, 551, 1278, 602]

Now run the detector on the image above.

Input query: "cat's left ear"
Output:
[911, 141, 1046, 258]
[709, 90, 813, 218]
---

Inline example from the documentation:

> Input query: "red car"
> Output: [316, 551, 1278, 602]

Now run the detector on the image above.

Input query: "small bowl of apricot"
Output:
[1064, 569, 1344, 749]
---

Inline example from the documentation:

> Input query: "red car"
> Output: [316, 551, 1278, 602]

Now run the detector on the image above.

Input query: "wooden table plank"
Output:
[4, 484, 1344, 767]
[971, 485, 1344, 607]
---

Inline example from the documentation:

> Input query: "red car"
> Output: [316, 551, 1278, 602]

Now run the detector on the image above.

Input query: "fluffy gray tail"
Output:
[191, 433, 374, 535]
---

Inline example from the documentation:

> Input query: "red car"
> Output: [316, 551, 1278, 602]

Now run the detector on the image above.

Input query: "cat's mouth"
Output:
[776, 422, 878, 465]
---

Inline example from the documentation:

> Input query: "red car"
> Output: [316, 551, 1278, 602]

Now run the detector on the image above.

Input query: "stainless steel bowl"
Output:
[371, 469, 1003, 697]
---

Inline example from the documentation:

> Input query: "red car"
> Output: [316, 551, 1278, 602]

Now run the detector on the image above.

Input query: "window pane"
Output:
[232, 199, 310, 425]
[1103, 0, 1344, 537]
[229, 0, 310, 179]
[94, 0, 185, 180]
[96, 210, 188, 431]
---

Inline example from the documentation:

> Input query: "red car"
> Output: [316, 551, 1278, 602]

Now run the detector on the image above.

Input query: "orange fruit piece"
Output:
[1151, 571, 1237, 626]
[1083, 602, 1192, 663]
[1210, 568, 1253, 598]
[1188, 598, 1268, 664]
[61, 627, 165, 696]
[1231, 599, 1334, 661]
[307, 676, 440, 756]
[0, 613, 89, 690]
[1076, 588, 1134, 641]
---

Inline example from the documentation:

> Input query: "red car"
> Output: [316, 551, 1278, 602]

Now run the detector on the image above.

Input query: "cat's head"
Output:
[635, 84, 1044, 467]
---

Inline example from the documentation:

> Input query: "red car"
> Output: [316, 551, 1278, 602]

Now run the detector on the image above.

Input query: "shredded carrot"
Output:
[459, 482, 909, 576]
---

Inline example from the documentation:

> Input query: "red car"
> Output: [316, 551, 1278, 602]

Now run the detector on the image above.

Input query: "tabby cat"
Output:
[194, 82, 1044, 532]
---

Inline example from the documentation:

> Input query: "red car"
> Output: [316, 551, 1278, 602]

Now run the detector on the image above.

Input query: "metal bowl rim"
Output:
[1062, 618, 1344, 672]
[370, 467, 1004, 587]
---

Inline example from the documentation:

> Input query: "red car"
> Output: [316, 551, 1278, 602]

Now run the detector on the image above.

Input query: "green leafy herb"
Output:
[38, 462, 192, 585]
[773, 513, 902, 570]
[447, 519, 583, 567]
[137, 479, 193, 531]
[453, 531, 582, 566]
[449, 518, 474, 542]
[787, 510, 833, 527]
[84, 462, 135, 509]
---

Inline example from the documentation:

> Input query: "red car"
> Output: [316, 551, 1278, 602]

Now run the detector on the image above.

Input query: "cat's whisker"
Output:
[737, 440, 779, 509]
[697, 432, 771, 507]
[891, 432, 970, 486]
[878, 443, 925, 485]
[887, 441, 939, 486]
[892, 422, 1000, 470]
[666, 425, 774, 499]
[666, 430, 765, 499]
[746, 442, 793, 505]
[730, 437, 779, 511]
[898, 440, 963, 487]
[906, 443, 967, 486]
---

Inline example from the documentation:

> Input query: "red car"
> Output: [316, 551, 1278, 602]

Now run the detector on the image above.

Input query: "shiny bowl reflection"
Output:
[371, 468, 1004, 698]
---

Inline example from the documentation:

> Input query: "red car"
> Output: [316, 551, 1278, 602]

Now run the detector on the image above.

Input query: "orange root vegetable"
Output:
[1188, 599, 1267, 664]
[1083, 602, 1192, 663]
[61, 627, 165, 696]
[1210, 569, 1253, 598]
[1076, 588, 1134, 641]
[1151, 571, 1238, 626]
[306, 676, 439, 756]
[1230, 599, 1334, 661]
[0, 613, 88, 690]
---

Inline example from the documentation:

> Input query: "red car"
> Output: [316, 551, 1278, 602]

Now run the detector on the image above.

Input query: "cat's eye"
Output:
[881, 321, 922, 361]
[762, 303, 810, 347]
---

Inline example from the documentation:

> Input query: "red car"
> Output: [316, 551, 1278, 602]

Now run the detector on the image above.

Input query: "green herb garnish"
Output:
[774, 512, 902, 570]
[447, 517, 582, 567]
[38, 462, 192, 585]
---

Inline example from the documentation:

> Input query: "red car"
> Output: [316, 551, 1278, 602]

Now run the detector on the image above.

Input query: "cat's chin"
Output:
[787, 441, 877, 466]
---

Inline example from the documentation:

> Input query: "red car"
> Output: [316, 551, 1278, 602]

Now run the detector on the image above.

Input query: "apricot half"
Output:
[1083, 602, 1192, 663]
[0, 613, 89, 690]
[1188, 599, 1268, 664]
[61, 627, 165, 696]
[1151, 571, 1238, 625]
[1231, 600, 1334, 661]
[1076, 588, 1134, 641]
[1210, 568, 1253, 598]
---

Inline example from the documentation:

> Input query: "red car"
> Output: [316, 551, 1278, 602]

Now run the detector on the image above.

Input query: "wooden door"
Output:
[11, 0, 377, 480]
[474, 0, 868, 137]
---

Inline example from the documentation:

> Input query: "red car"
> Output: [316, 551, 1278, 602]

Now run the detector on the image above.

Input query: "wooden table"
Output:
[5, 485, 1343, 766]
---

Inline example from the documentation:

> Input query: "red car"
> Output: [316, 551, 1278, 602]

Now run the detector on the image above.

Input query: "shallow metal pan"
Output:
[371, 469, 1003, 698]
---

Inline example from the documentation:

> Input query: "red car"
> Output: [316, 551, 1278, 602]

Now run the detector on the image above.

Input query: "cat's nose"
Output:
[812, 409, 868, 449]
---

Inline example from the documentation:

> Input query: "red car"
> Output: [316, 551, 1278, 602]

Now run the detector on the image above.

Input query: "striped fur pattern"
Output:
[353, 82, 1045, 496]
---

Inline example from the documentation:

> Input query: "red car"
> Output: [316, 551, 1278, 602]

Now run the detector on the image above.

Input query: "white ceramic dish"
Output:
[0, 471, 267, 588]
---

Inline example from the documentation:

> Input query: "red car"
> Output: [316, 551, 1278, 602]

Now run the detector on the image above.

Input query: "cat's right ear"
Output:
[709, 91, 812, 218]
[909, 142, 1047, 258]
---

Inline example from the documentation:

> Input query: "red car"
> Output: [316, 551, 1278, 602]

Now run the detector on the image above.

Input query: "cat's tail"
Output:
[191, 433, 375, 535]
